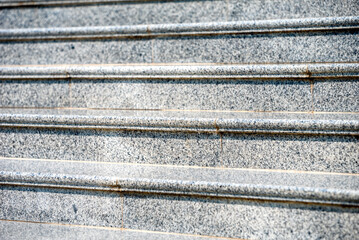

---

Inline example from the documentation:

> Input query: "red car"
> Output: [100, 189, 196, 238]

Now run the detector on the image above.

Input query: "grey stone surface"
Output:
[0, 158, 359, 201]
[70, 79, 312, 111]
[314, 79, 359, 112]
[0, 127, 220, 167]
[1, 17, 358, 64]
[221, 133, 359, 173]
[1, 63, 358, 111]
[0, 186, 122, 227]
[0, 108, 358, 171]
[0, 0, 227, 29]
[0, 80, 70, 107]
[123, 194, 359, 239]
[153, 31, 359, 63]
[229, 0, 359, 21]
[0, 39, 152, 65]
[70, 79, 219, 110]
[0, 220, 226, 240]
[216, 79, 311, 111]
[1, 157, 359, 203]
[0, 0, 357, 29]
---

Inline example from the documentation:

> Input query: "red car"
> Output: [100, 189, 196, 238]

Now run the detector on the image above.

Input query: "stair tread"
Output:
[0, 108, 358, 135]
[0, 220, 230, 240]
[1, 157, 358, 205]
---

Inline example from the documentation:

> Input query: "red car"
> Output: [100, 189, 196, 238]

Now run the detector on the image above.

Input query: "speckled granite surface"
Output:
[0, 0, 358, 28]
[0, 186, 123, 227]
[1, 63, 358, 111]
[123, 193, 359, 239]
[0, 220, 227, 240]
[0, 17, 358, 64]
[153, 31, 359, 63]
[1, 156, 359, 239]
[0, 39, 152, 65]
[1, 158, 359, 204]
[0, 109, 358, 171]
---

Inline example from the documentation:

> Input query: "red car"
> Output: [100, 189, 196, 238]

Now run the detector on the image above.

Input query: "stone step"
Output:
[1, 16, 358, 64]
[0, 220, 229, 240]
[0, 0, 358, 29]
[0, 108, 358, 173]
[1, 158, 358, 239]
[1, 63, 358, 112]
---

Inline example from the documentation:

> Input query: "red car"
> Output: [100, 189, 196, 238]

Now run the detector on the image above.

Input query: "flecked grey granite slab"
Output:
[0, 220, 227, 240]
[0, 0, 227, 29]
[0, 109, 358, 172]
[1, 158, 359, 205]
[0, 17, 358, 64]
[0, 40, 152, 65]
[314, 79, 359, 112]
[221, 133, 359, 173]
[1, 63, 358, 111]
[123, 193, 359, 239]
[229, 0, 359, 21]
[0, 186, 122, 227]
[153, 31, 359, 63]
[0, 0, 358, 28]
[0, 80, 70, 107]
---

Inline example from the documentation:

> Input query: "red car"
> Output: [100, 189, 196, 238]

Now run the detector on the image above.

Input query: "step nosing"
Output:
[0, 0, 174, 8]
[0, 16, 358, 41]
[1, 62, 358, 80]
[1, 170, 358, 205]
[0, 110, 358, 135]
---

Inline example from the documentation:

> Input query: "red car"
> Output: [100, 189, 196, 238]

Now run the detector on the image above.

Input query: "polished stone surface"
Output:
[221, 133, 359, 173]
[0, 128, 221, 167]
[1, 0, 357, 29]
[1, 158, 359, 203]
[0, 220, 226, 240]
[229, 0, 359, 21]
[0, 186, 122, 227]
[70, 79, 311, 111]
[0, 80, 70, 107]
[1, 63, 358, 111]
[123, 194, 359, 239]
[0, 39, 152, 65]
[0, 0, 227, 29]
[314, 79, 359, 112]
[153, 31, 359, 63]
[0, 109, 358, 171]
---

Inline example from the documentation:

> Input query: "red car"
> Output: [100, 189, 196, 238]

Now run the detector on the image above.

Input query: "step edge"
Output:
[0, 112, 358, 135]
[0, 16, 358, 41]
[1, 170, 359, 206]
[1, 63, 358, 79]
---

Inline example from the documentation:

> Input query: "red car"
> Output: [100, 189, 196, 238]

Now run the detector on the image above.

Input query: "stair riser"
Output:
[1, 186, 358, 239]
[1, 0, 358, 28]
[1, 31, 358, 65]
[1, 127, 358, 173]
[1, 79, 358, 112]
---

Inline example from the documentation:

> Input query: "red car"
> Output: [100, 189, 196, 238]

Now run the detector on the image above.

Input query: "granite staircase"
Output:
[0, 0, 359, 239]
